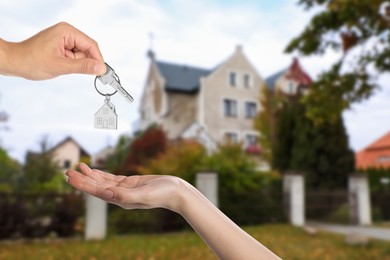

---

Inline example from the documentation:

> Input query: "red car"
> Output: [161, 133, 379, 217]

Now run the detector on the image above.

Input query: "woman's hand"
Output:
[66, 162, 186, 213]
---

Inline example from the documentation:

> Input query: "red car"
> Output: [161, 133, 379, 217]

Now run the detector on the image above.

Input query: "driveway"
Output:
[307, 222, 390, 242]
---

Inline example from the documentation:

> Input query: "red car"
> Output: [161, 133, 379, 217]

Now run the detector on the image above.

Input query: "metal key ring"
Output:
[94, 76, 117, 96]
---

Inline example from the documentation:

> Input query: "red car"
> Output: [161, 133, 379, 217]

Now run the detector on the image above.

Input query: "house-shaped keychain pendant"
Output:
[94, 96, 118, 130]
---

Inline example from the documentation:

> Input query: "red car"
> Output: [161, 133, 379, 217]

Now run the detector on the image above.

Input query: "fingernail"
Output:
[103, 190, 114, 198]
[94, 63, 106, 75]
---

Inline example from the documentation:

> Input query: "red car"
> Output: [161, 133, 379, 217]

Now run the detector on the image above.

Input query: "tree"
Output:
[254, 86, 281, 165]
[273, 99, 355, 189]
[105, 134, 132, 175]
[123, 126, 168, 175]
[0, 148, 21, 192]
[272, 101, 299, 172]
[138, 139, 207, 182]
[286, 0, 390, 123]
[23, 137, 63, 192]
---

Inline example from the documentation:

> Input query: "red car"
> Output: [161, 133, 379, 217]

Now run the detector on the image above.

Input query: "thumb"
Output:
[65, 58, 106, 76]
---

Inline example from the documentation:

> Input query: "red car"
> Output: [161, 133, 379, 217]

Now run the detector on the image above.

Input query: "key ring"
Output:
[94, 76, 117, 96]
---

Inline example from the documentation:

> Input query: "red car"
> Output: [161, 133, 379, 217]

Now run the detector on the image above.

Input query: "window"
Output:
[377, 156, 390, 163]
[224, 99, 237, 117]
[109, 118, 114, 126]
[64, 160, 71, 169]
[103, 108, 108, 114]
[245, 134, 257, 146]
[244, 74, 251, 88]
[245, 102, 257, 118]
[288, 82, 295, 94]
[97, 117, 102, 125]
[225, 132, 238, 143]
[229, 72, 236, 86]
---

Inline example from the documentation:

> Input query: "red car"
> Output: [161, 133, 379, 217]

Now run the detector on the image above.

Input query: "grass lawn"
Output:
[0, 224, 389, 260]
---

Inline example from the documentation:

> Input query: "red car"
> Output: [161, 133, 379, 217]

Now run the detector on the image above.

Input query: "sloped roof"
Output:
[356, 131, 390, 169]
[50, 136, 90, 157]
[156, 61, 212, 93]
[264, 58, 312, 91]
[265, 69, 286, 90]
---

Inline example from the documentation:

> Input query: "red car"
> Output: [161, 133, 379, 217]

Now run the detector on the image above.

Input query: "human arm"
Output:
[0, 22, 106, 80]
[66, 163, 281, 260]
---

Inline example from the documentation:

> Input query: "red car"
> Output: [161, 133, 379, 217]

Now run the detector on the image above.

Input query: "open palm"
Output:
[66, 163, 184, 212]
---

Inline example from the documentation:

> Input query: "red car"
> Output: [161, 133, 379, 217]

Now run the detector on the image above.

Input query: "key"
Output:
[94, 95, 118, 130]
[97, 63, 134, 104]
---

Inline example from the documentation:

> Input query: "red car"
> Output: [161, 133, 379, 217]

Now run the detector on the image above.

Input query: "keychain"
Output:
[94, 63, 134, 130]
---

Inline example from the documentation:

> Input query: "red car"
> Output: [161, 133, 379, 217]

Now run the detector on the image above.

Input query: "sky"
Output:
[0, 0, 390, 163]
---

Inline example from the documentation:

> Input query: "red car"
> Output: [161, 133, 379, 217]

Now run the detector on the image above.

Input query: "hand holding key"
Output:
[0, 22, 106, 80]
[94, 63, 134, 130]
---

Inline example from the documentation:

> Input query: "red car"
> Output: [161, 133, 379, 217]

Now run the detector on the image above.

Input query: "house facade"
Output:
[50, 136, 90, 171]
[139, 45, 265, 152]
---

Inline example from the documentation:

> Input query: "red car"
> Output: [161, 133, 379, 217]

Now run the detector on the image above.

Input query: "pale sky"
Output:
[0, 0, 389, 162]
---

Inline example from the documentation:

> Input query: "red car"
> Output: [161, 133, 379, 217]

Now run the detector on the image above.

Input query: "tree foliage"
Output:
[254, 86, 280, 165]
[106, 134, 132, 175]
[286, 0, 390, 123]
[0, 148, 20, 192]
[123, 126, 168, 175]
[23, 137, 63, 192]
[273, 100, 355, 189]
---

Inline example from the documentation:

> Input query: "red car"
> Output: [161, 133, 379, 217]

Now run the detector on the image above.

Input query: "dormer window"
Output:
[229, 72, 236, 87]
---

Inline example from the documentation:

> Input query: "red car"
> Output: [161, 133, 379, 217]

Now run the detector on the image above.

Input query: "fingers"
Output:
[60, 57, 106, 76]
[57, 22, 104, 61]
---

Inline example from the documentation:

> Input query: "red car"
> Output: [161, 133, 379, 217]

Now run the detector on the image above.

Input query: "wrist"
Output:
[0, 39, 10, 76]
[0, 39, 24, 78]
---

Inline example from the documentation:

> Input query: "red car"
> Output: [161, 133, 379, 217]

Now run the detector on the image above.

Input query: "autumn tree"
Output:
[123, 126, 168, 175]
[286, 0, 390, 123]
[254, 86, 280, 165]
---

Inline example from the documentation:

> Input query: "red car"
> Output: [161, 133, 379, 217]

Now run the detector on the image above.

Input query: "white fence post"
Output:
[196, 172, 219, 207]
[85, 193, 108, 240]
[283, 173, 305, 226]
[349, 174, 372, 226]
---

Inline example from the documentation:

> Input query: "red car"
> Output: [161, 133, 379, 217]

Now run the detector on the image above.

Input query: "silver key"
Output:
[94, 95, 118, 130]
[97, 63, 134, 104]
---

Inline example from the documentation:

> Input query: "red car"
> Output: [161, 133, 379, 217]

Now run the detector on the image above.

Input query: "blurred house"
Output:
[356, 131, 390, 169]
[139, 45, 264, 153]
[50, 136, 90, 171]
[265, 57, 312, 97]
[91, 145, 115, 170]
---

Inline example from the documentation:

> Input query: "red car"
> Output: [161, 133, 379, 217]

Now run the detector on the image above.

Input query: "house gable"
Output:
[50, 136, 90, 170]
[200, 45, 265, 144]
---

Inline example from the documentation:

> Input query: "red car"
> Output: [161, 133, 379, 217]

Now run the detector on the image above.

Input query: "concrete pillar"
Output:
[85, 194, 108, 240]
[196, 172, 218, 207]
[283, 173, 305, 226]
[349, 174, 372, 225]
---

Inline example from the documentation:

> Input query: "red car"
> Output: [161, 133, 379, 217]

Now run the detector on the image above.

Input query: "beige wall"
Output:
[52, 140, 81, 171]
[201, 47, 265, 144]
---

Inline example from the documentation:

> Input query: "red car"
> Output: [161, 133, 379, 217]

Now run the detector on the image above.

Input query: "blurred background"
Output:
[1, 0, 390, 259]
